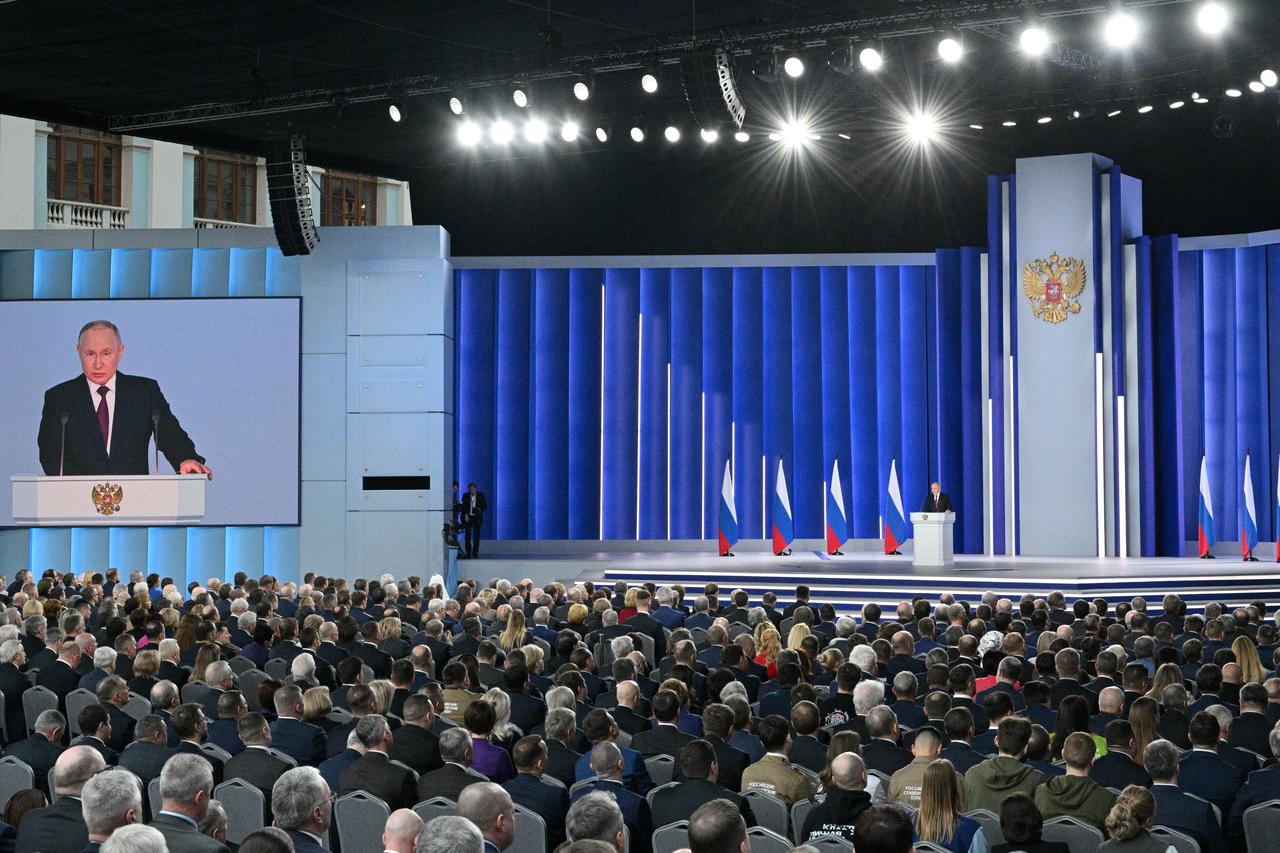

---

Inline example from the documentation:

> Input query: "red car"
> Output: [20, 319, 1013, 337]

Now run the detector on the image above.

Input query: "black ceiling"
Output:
[1, 0, 1278, 255]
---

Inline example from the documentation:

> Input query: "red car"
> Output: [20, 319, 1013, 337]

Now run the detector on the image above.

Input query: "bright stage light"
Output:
[779, 121, 810, 147]
[783, 56, 805, 78]
[630, 126, 645, 142]
[1262, 70, 1279, 87]
[1192, 93, 1209, 103]
[573, 81, 590, 101]
[905, 112, 938, 144]
[595, 127, 609, 142]
[1169, 99, 1186, 109]
[388, 104, 402, 123]
[490, 120, 514, 144]
[700, 128, 719, 143]
[449, 97, 464, 116]
[1037, 115, 1052, 124]
[664, 125, 681, 142]
[1104, 13, 1139, 48]
[1137, 104, 1154, 113]
[1196, 2, 1229, 35]
[457, 121, 482, 147]
[1020, 27, 1050, 57]
[1248, 80, 1266, 93]
[969, 123, 984, 130]
[734, 131, 750, 142]
[1002, 119, 1017, 127]
[859, 47, 883, 71]
[523, 118, 548, 143]
[641, 73, 659, 94]
[938, 38, 963, 64]
[1225, 87, 1243, 97]
[561, 121, 580, 142]
[1108, 109, 1123, 117]
[837, 132, 851, 139]
[512, 88, 529, 108]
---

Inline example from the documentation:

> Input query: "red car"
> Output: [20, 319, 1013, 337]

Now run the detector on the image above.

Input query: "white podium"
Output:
[11, 475, 206, 526]
[910, 511, 955, 567]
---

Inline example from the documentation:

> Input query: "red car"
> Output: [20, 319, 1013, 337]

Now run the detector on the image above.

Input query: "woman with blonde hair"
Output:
[128, 649, 161, 696]
[191, 642, 222, 683]
[368, 679, 394, 716]
[755, 626, 782, 679]
[1127, 698, 1160, 766]
[1099, 785, 1164, 851]
[520, 643, 545, 676]
[914, 759, 988, 852]
[377, 617, 408, 660]
[566, 603, 588, 627]
[1144, 663, 1184, 703]
[1036, 631, 1057, 655]
[20, 600, 42, 619]
[174, 613, 201, 651]
[787, 622, 812, 651]
[1232, 635, 1266, 685]
[619, 587, 640, 623]
[498, 608, 529, 653]
[303, 686, 340, 732]
[482, 687, 523, 751]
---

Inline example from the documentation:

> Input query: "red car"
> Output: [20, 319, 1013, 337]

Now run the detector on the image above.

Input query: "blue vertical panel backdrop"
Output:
[11, 246, 300, 587]
[454, 259, 987, 550]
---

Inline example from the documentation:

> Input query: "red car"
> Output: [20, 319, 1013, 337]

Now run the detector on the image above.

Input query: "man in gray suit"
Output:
[148, 753, 229, 853]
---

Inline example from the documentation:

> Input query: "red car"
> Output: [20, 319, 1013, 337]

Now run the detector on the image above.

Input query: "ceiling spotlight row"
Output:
[455, 117, 816, 148]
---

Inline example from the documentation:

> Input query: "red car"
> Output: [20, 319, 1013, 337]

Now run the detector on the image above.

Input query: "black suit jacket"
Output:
[631, 723, 695, 758]
[0, 664, 31, 746]
[418, 762, 487, 802]
[503, 773, 569, 847]
[544, 740, 581, 789]
[389, 724, 443, 776]
[7, 734, 63, 794]
[922, 492, 954, 512]
[270, 717, 326, 766]
[36, 660, 81, 709]
[675, 735, 748, 792]
[118, 741, 171, 783]
[459, 491, 487, 525]
[650, 778, 756, 830]
[39, 372, 203, 476]
[1152, 784, 1227, 853]
[1089, 751, 1152, 789]
[149, 812, 230, 853]
[1229, 711, 1273, 757]
[15, 796, 88, 853]
[175, 740, 223, 785]
[788, 735, 828, 774]
[225, 746, 295, 800]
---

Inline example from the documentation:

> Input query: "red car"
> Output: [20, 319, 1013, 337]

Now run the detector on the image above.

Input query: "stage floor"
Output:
[461, 548, 1280, 615]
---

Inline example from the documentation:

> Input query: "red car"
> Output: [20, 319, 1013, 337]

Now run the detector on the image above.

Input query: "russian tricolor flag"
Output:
[718, 458, 738, 556]
[1197, 454, 1215, 558]
[826, 459, 848, 555]
[772, 459, 794, 556]
[1242, 451, 1258, 560]
[884, 458, 908, 555]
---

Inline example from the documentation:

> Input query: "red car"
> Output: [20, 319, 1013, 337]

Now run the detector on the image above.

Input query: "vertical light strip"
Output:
[730, 421, 736, 482]
[700, 391, 706, 539]
[1117, 395, 1127, 558]
[1095, 352, 1106, 558]
[986, 398, 995, 555]
[1007, 354, 1016, 554]
[822, 480, 828, 538]
[598, 283, 605, 541]
[666, 362, 671, 541]
[636, 313, 643, 541]
[761, 455, 766, 539]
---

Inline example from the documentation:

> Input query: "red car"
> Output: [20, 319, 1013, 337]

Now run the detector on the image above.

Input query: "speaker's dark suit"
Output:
[270, 717, 326, 766]
[922, 492, 953, 512]
[417, 762, 488, 802]
[503, 773, 569, 847]
[388, 724, 443, 776]
[149, 812, 230, 853]
[458, 491, 488, 557]
[1150, 784, 1226, 853]
[5, 734, 63, 795]
[225, 746, 295, 801]
[39, 372, 203, 476]
[118, 741, 171, 783]
[14, 796, 88, 853]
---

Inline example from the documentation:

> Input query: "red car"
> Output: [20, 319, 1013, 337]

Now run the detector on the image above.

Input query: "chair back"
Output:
[593, 641, 615, 669]
[0, 691, 7, 744]
[48, 769, 58, 803]
[645, 781, 680, 809]
[147, 776, 162, 815]
[228, 656, 256, 676]
[790, 798, 819, 844]
[268, 748, 298, 767]
[960, 808, 1005, 846]
[806, 836, 854, 853]
[213, 779, 266, 844]
[651, 820, 689, 853]
[327, 707, 354, 724]
[237, 670, 269, 711]
[1150, 825, 1200, 853]
[335, 790, 392, 853]
[200, 742, 233, 763]
[265, 658, 289, 680]
[0, 756, 33, 811]
[180, 681, 205, 704]
[511, 802, 548, 853]
[739, 789, 789, 837]
[648, 753, 675, 786]
[914, 844, 951, 853]
[413, 796, 458, 825]
[569, 778, 597, 798]
[1041, 815, 1106, 853]
[636, 634, 656, 667]
[745, 825, 791, 853]
[1243, 799, 1280, 853]
[123, 692, 151, 721]
[65, 688, 99, 738]
[391, 759, 420, 782]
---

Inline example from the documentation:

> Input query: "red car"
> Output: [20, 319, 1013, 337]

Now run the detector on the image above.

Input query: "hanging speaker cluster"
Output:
[265, 135, 318, 257]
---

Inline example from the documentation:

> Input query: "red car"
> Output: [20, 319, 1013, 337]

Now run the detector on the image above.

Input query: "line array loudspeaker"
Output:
[265, 135, 318, 257]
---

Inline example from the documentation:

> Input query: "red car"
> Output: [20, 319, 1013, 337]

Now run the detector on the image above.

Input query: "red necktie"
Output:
[96, 385, 110, 450]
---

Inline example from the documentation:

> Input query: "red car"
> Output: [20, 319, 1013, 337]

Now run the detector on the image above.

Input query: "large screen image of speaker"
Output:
[0, 297, 301, 526]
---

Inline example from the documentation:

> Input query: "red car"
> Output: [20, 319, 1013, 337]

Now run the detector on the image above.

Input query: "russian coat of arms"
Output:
[92, 482, 124, 516]
[1023, 252, 1087, 324]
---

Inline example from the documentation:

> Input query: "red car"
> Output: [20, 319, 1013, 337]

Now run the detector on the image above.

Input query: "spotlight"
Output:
[595, 126, 609, 142]
[1192, 93, 1209, 104]
[1002, 119, 1018, 127]
[1104, 13, 1139, 48]
[513, 87, 529, 108]
[905, 112, 938, 143]
[783, 55, 805, 78]
[1137, 104, 1154, 113]
[523, 118, 548, 144]
[490, 120, 514, 144]
[1037, 115, 1053, 124]
[457, 121, 482, 147]
[1262, 70, 1279, 87]
[664, 125, 681, 142]
[937, 37, 963, 64]
[1169, 99, 1186, 109]
[641, 72, 659, 94]
[573, 80, 591, 101]
[1108, 109, 1123, 117]
[1248, 80, 1266, 93]
[734, 131, 750, 142]
[1196, 2, 1229, 35]
[859, 46, 883, 71]
[767, 132, 781, 141]
[448, 93, 466, 115]
[779, 120, 810, 147]
[561, 121, 580, 142]
[837, 132, 851, 140]
[969, 123, 984, 130]
[630, 126, 645, 142]
[1020, 26, 1050, 57]
[1225, 87, 1243, 97]
[388, 104, 403, 123]
[700, 127, 719, 143]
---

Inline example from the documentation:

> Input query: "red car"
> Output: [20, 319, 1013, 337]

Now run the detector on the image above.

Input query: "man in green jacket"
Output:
[1033, 731, 1117, 830]
[964, 716, 1045, 812]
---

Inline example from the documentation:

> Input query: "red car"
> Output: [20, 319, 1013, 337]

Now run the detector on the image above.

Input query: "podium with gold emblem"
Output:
[11, 475, 206, 525]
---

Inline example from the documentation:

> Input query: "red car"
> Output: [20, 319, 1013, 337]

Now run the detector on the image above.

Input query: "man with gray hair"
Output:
[0, 636, 32, 742]
[340, 714, 418, 809]
[571, 743, 652, 853]
[853, 679, 885, 716]
[457, 781, 516, 853]
[82, 766, 143, 849]
[99, 824, 168, 853]
[1142, 738, 1226, 853]
[863, 706, 912, 776]
[419, 815, 484, 853]
[6, 707, 65, 795]
[15, 744, 105, 853]
[151, 753, 227, 853]
[272, 766, 332, 853]
[79, 645, 117, 694]
[418, 726, 485, 802]
[565, 791, 626, 852]
[542, 706, 582, 788]
[198, 799, 229, 848]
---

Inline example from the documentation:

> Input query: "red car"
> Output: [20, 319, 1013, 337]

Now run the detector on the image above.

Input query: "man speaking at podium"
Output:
[922, 482, 952, 513]
[37, 320, 212, 478]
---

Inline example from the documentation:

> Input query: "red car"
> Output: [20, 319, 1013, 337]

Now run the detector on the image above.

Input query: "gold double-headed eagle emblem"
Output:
[1023, 252, 1087, 324]
[92, 482, 124, 516]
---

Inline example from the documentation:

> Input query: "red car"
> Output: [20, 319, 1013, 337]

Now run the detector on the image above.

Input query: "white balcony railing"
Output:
[194, 217, 267, 229]
[47, 199, 129, 229]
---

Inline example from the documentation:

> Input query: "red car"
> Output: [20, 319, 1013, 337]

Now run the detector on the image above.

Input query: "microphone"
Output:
[151, 410, 161, 474]
[58, 411, 69, 476]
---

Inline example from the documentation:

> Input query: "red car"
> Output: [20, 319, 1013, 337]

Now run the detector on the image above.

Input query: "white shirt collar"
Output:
[86, 373, 118, 396]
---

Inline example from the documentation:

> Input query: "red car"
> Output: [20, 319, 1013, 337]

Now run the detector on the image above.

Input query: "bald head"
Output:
[831, 752, 867, 791]
[1098, 686, 1124, 715]
[615, 680, 639, 708]
[456, 782, 514, 850]
[54, 744, 107, 796]
[589, 741, 623, 780]
[382, 808, 424, 853]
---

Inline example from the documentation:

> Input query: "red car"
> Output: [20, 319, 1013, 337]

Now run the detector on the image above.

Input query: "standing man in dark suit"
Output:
[922, 482, 953, 513]
[503, 736, 570, 849]
[340, 715, 419, 810]
[15, 744, 104, 853]
[272, 766, 334, 853]
[38, 320, 212, 478]
[459, 482, 487, 559]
